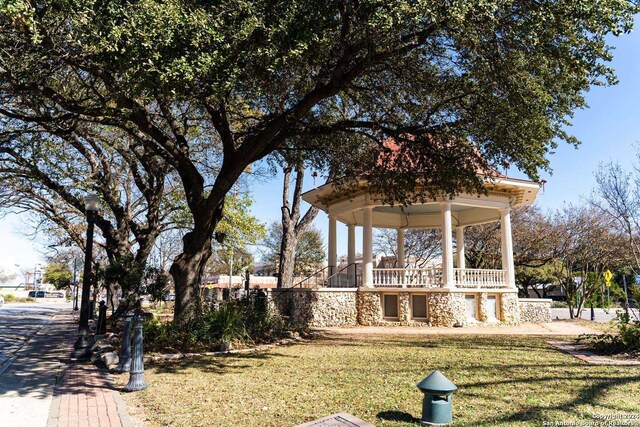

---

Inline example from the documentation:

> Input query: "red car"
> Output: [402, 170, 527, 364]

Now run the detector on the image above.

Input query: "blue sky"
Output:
[1, 25, 639, 281]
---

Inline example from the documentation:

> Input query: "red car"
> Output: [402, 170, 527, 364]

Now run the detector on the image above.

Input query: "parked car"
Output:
[164, 293, 175, 301]
[0, 295, 4, 307]
[28, 291, 46, 298]
[45, 291, 65, 298]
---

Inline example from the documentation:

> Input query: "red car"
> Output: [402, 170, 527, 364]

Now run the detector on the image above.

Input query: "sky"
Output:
[1, 24, 639, 283]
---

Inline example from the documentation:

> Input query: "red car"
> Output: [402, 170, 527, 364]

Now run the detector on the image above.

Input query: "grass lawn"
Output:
[115, 335, 640, 426]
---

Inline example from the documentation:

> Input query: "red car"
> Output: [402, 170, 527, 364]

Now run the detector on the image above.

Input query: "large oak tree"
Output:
[0, 0, 634, 319]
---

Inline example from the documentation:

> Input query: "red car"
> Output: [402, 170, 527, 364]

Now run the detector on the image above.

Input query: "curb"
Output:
[547, 340, 640, 366]
[99, 364, 136, 427]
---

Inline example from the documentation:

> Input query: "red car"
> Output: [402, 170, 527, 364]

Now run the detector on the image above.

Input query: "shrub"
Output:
[1, 294, 36, 303]
[578, 312, 640, 354]
[143, 299, 297, 353]
[206, 301, 247, 344]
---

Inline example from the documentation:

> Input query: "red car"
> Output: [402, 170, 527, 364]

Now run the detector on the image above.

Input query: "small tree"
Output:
[549, 204, 629, 318]
[43, 263, 73, 291]
[594, 154, 640, 274]
[274, 163, 320, 288]
[207, 247, 254, 277]
[262, 223, 325, 281]
[516, 263, 558, 298]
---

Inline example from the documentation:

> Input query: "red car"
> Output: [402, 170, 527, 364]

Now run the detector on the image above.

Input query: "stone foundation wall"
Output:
[478, 293, 489, 322]
[269, 288, 535, 327]
[357, 291, 383, 326]
[519, 299, 552, 323]
[500, 292, 520, 325]
[267, 289, 357, 327]
[399, 292, 410, 324]
[427, 292, 466, 327]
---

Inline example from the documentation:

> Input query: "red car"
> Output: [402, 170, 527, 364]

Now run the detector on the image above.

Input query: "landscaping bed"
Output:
[115, 334, 640, 426]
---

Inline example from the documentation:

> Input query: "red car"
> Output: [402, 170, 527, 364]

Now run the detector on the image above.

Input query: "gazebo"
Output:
[268, 175, 553, 327]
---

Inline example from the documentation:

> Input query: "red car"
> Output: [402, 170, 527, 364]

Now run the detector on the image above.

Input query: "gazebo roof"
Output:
[301, 176, 540, 228]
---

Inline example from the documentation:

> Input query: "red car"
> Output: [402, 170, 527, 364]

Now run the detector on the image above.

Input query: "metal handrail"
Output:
[292, 265, 330, 289]
[325, 263, 360, 288]
[271, 266, 330, 306]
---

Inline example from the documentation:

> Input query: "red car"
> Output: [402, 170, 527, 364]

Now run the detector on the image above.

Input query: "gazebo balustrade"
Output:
[369, 267, 508, 289]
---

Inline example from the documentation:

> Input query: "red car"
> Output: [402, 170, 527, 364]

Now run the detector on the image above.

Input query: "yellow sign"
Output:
[603, 269, 613, 287]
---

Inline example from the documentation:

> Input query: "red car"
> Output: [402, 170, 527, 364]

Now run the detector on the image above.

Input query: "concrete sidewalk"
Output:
[46, 312, 133, 427]
[0, 310, 70, 427]
[0, 307, 133, 427]
[315, 320, 603, 336]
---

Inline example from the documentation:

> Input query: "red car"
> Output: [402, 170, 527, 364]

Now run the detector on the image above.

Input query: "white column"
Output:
[347, 224, 356, 286]
[363, 206, 374, 287]
[397, 228, 405, 268]
[440, 202, 454, 287]
[328, 215, 337, 286]
[500, 206, 516, 288]
[455, 226, 465, 270]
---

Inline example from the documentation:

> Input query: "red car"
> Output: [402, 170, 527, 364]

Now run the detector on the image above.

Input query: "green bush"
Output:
[578, 313, 640, 354]
[207, 302, 247, 344]
[144, 299, 296, 353]
[1, 294, 35, 303]
[551, 301, 567, 308]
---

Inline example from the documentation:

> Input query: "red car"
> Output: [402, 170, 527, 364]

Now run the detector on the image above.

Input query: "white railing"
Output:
[370, 267, 508, 288]
[454, 268, 507, 289]
[372, 268, 443, 288]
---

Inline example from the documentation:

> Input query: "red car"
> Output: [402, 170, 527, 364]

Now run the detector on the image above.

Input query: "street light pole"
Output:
[74, 194, 100, 352]
[73, 258, 79, 311]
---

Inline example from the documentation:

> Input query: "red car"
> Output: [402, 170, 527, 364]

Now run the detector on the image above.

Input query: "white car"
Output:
[0, 295, 4, 307]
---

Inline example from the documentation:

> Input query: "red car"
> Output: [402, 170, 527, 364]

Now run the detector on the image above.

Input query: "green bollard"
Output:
[417, 370, 458, 426]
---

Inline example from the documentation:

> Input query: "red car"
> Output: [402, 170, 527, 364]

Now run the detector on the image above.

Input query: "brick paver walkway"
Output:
[47, 314, 133, 427]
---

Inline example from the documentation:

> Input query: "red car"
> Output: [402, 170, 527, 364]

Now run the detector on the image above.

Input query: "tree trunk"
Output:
[278, 226, 298, 288]
[170, 229, 213, 321]
[276, 164, 318, 288]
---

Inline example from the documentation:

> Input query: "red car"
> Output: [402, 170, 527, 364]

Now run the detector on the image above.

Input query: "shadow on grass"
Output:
[376, 410, 421, 424]
[314, 334, 556, 352]
[461, 373, 640, 425]
[148, 350, 294, 375]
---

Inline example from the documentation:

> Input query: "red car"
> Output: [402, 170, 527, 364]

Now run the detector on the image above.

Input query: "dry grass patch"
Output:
[114, 335, 640, 426]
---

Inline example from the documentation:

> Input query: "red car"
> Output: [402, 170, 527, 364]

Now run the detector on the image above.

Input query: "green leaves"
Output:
[43, 262, 73, 290]
[216, 193, 266, 248]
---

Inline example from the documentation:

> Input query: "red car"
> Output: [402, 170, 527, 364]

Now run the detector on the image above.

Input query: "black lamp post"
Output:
[73, 258, 79, 311]
[73, 193, 100, 352]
